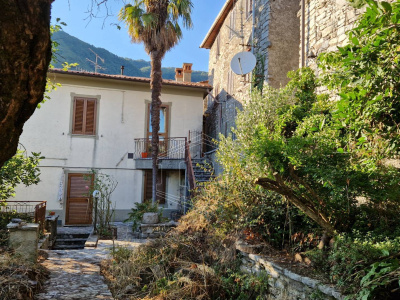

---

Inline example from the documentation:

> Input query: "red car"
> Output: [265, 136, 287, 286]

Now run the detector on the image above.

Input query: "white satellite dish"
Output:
[230, 51, 257, 75]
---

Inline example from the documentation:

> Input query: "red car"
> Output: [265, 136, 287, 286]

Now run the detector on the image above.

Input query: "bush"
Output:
[305, 232, 400, 299]
[102, 212, 270, 299]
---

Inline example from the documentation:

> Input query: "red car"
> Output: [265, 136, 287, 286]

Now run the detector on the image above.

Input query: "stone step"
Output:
[55, 238, 87, 245]
[56, 233, 90, 239]
[52, 244, 85, 250]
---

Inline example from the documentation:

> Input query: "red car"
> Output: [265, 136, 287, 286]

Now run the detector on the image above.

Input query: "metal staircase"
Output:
[192, 158, 214, 188]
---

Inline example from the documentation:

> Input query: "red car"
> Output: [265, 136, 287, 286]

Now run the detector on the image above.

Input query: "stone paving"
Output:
[37, 222, 146, 300]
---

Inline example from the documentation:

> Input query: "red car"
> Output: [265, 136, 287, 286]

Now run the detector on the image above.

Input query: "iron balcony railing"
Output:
[133, 137, 187, 159]
[0, 201, 47, 233]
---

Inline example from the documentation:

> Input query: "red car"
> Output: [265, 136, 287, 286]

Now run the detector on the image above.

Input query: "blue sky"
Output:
[51, 0, 225, 72]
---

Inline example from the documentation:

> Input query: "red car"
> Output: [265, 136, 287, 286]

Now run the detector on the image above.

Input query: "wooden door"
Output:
[144, 170, 166, 204]
[66, 173, 93, 225]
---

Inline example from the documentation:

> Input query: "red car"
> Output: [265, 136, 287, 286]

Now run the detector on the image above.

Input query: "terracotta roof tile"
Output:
[49, 69, 212, 90]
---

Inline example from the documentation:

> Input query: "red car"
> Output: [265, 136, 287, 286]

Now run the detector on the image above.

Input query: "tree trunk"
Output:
[150, 50, 163, 204]
[0, 0, 53, 168]
[256, 177, 336, 236]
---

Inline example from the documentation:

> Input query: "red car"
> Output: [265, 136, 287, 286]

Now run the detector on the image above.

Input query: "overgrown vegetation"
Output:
[102, 213, 269, 299]
[102, 1, 400, 299]
[0, 151, 42, 201]
[0, 251, 48, 300]
[87, 171, 118, 238]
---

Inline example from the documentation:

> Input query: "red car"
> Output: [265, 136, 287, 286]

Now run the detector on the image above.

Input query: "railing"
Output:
[185, 140, 196, 191]
[0, 201, 47, 233]
[133, 137, 187, 159]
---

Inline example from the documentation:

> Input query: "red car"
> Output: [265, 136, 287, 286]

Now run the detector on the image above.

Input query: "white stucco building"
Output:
[13, 67, 210, 225]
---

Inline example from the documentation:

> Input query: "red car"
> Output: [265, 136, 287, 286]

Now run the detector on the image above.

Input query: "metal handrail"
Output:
[0, 201, 47, 233]
[185, 139, 196, 191]
[134, 137, 187, 159]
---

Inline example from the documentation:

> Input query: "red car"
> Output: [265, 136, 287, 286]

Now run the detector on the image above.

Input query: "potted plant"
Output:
[124, 201, 162, 231]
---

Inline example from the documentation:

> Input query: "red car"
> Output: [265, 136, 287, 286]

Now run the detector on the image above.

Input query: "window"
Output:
[216, 33, 220, 58]
[229, 4, 236, 39]
[72, 97, 97, 135]
[227, 70, 235, 95]
[245, 0, 253, 19]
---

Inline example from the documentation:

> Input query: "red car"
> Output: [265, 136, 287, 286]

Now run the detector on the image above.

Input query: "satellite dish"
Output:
[230, 51, 257, 75]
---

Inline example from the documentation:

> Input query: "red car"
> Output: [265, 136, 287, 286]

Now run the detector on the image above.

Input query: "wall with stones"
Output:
[258, 0, 300, 88]
[300, 0, 365, 70]
[204, 0, 300, 174]
[240, 251, 344, 300]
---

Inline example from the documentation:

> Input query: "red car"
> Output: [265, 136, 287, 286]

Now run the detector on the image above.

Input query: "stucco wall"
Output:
[13, 73, 205, 223]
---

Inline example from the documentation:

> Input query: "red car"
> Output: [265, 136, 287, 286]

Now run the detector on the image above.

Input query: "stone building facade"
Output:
[200, 0, 300, 173]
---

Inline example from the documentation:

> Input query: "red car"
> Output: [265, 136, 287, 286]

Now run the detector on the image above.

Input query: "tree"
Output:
[0, 1, 54, 168]
[0, 151, 42, 201]
[119, 0, 193, 203]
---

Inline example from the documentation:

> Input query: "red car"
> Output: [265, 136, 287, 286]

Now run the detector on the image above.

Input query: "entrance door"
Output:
[66, 173, 93, 225]
[144, 170, 166, 204]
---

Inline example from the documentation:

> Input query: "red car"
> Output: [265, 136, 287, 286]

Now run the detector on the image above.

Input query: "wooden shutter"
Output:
[85, 99, 97, 135]
[73, 98, 85, 134]
[72, 97, 97, 135]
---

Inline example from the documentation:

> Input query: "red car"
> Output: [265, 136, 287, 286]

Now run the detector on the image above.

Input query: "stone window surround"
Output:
[69, 93, 101, 138]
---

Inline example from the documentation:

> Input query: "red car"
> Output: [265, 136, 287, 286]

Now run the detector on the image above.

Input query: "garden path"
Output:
[36, 222, 144, 300]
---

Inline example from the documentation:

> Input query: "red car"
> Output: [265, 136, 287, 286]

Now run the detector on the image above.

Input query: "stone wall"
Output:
[300, 0, 362, 70]
[240, 251, 344, 300]
[204, 0, 300, 174]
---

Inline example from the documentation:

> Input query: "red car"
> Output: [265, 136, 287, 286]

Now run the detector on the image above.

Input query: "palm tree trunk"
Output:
[0, 0, 53, 168]
[150, 51, 163, 204]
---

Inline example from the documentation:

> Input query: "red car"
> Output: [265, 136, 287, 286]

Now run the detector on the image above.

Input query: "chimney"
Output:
[121, 65, 125, 75]
[182, 63, 193, 82]
[175, 68, 183, 82]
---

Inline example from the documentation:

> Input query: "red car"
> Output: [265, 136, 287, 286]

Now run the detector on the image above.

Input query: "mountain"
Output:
[52, 31, 208, 82]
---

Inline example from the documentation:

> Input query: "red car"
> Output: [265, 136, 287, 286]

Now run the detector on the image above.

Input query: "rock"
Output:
[142, 212, 159, 224]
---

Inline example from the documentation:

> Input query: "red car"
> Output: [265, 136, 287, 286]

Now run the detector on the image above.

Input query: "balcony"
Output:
[133, 137, 189, 170]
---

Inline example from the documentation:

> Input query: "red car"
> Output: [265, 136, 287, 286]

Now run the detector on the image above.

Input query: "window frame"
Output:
[70, 93, 100, 137]
[245, 0, 253, 20]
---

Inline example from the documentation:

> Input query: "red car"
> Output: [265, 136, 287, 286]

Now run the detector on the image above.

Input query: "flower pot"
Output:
[49, 211, 55, 216]
[142, 212, 159, 224]
[141, 152, 148, 158]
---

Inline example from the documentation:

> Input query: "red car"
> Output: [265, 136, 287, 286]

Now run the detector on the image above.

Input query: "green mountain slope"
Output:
[52, 31, 208, 82]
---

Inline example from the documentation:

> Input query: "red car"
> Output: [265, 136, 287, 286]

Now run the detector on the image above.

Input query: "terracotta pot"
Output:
[141, 152, 148, 158]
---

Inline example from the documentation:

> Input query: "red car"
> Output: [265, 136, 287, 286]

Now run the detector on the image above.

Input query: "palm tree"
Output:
[120, 0, 193, 204]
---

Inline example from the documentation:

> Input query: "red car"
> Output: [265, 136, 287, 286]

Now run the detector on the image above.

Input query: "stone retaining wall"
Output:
[240, 251, 344, 300]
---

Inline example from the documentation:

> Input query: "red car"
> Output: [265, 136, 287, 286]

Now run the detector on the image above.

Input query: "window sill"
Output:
[70, 133, 98, 138]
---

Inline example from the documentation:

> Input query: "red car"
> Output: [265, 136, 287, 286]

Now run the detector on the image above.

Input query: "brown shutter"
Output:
[85, 99, 97, 135]
[73, 98, 85, 134]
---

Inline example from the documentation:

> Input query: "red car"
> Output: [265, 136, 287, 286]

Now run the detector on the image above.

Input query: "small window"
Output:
[216, 34, 220, 58]
[246, 0, 253, 19]
[227, 70, 235, 95]
[229, 4, 236, 39]
[72, 97, 97, 135]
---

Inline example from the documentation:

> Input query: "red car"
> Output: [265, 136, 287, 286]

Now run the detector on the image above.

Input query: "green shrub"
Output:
[124, 202, 162, 231]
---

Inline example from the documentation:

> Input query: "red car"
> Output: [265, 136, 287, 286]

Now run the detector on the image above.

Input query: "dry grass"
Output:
[101, 211, 240, 300]
[0, 249, 48, 300]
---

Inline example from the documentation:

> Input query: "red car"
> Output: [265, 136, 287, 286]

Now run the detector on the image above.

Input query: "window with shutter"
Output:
[72, 97, 97, 135]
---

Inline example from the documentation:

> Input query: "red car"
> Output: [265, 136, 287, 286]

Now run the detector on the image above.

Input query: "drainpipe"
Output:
[250, 0, 256, 94]
[301, 0, 305, 67]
